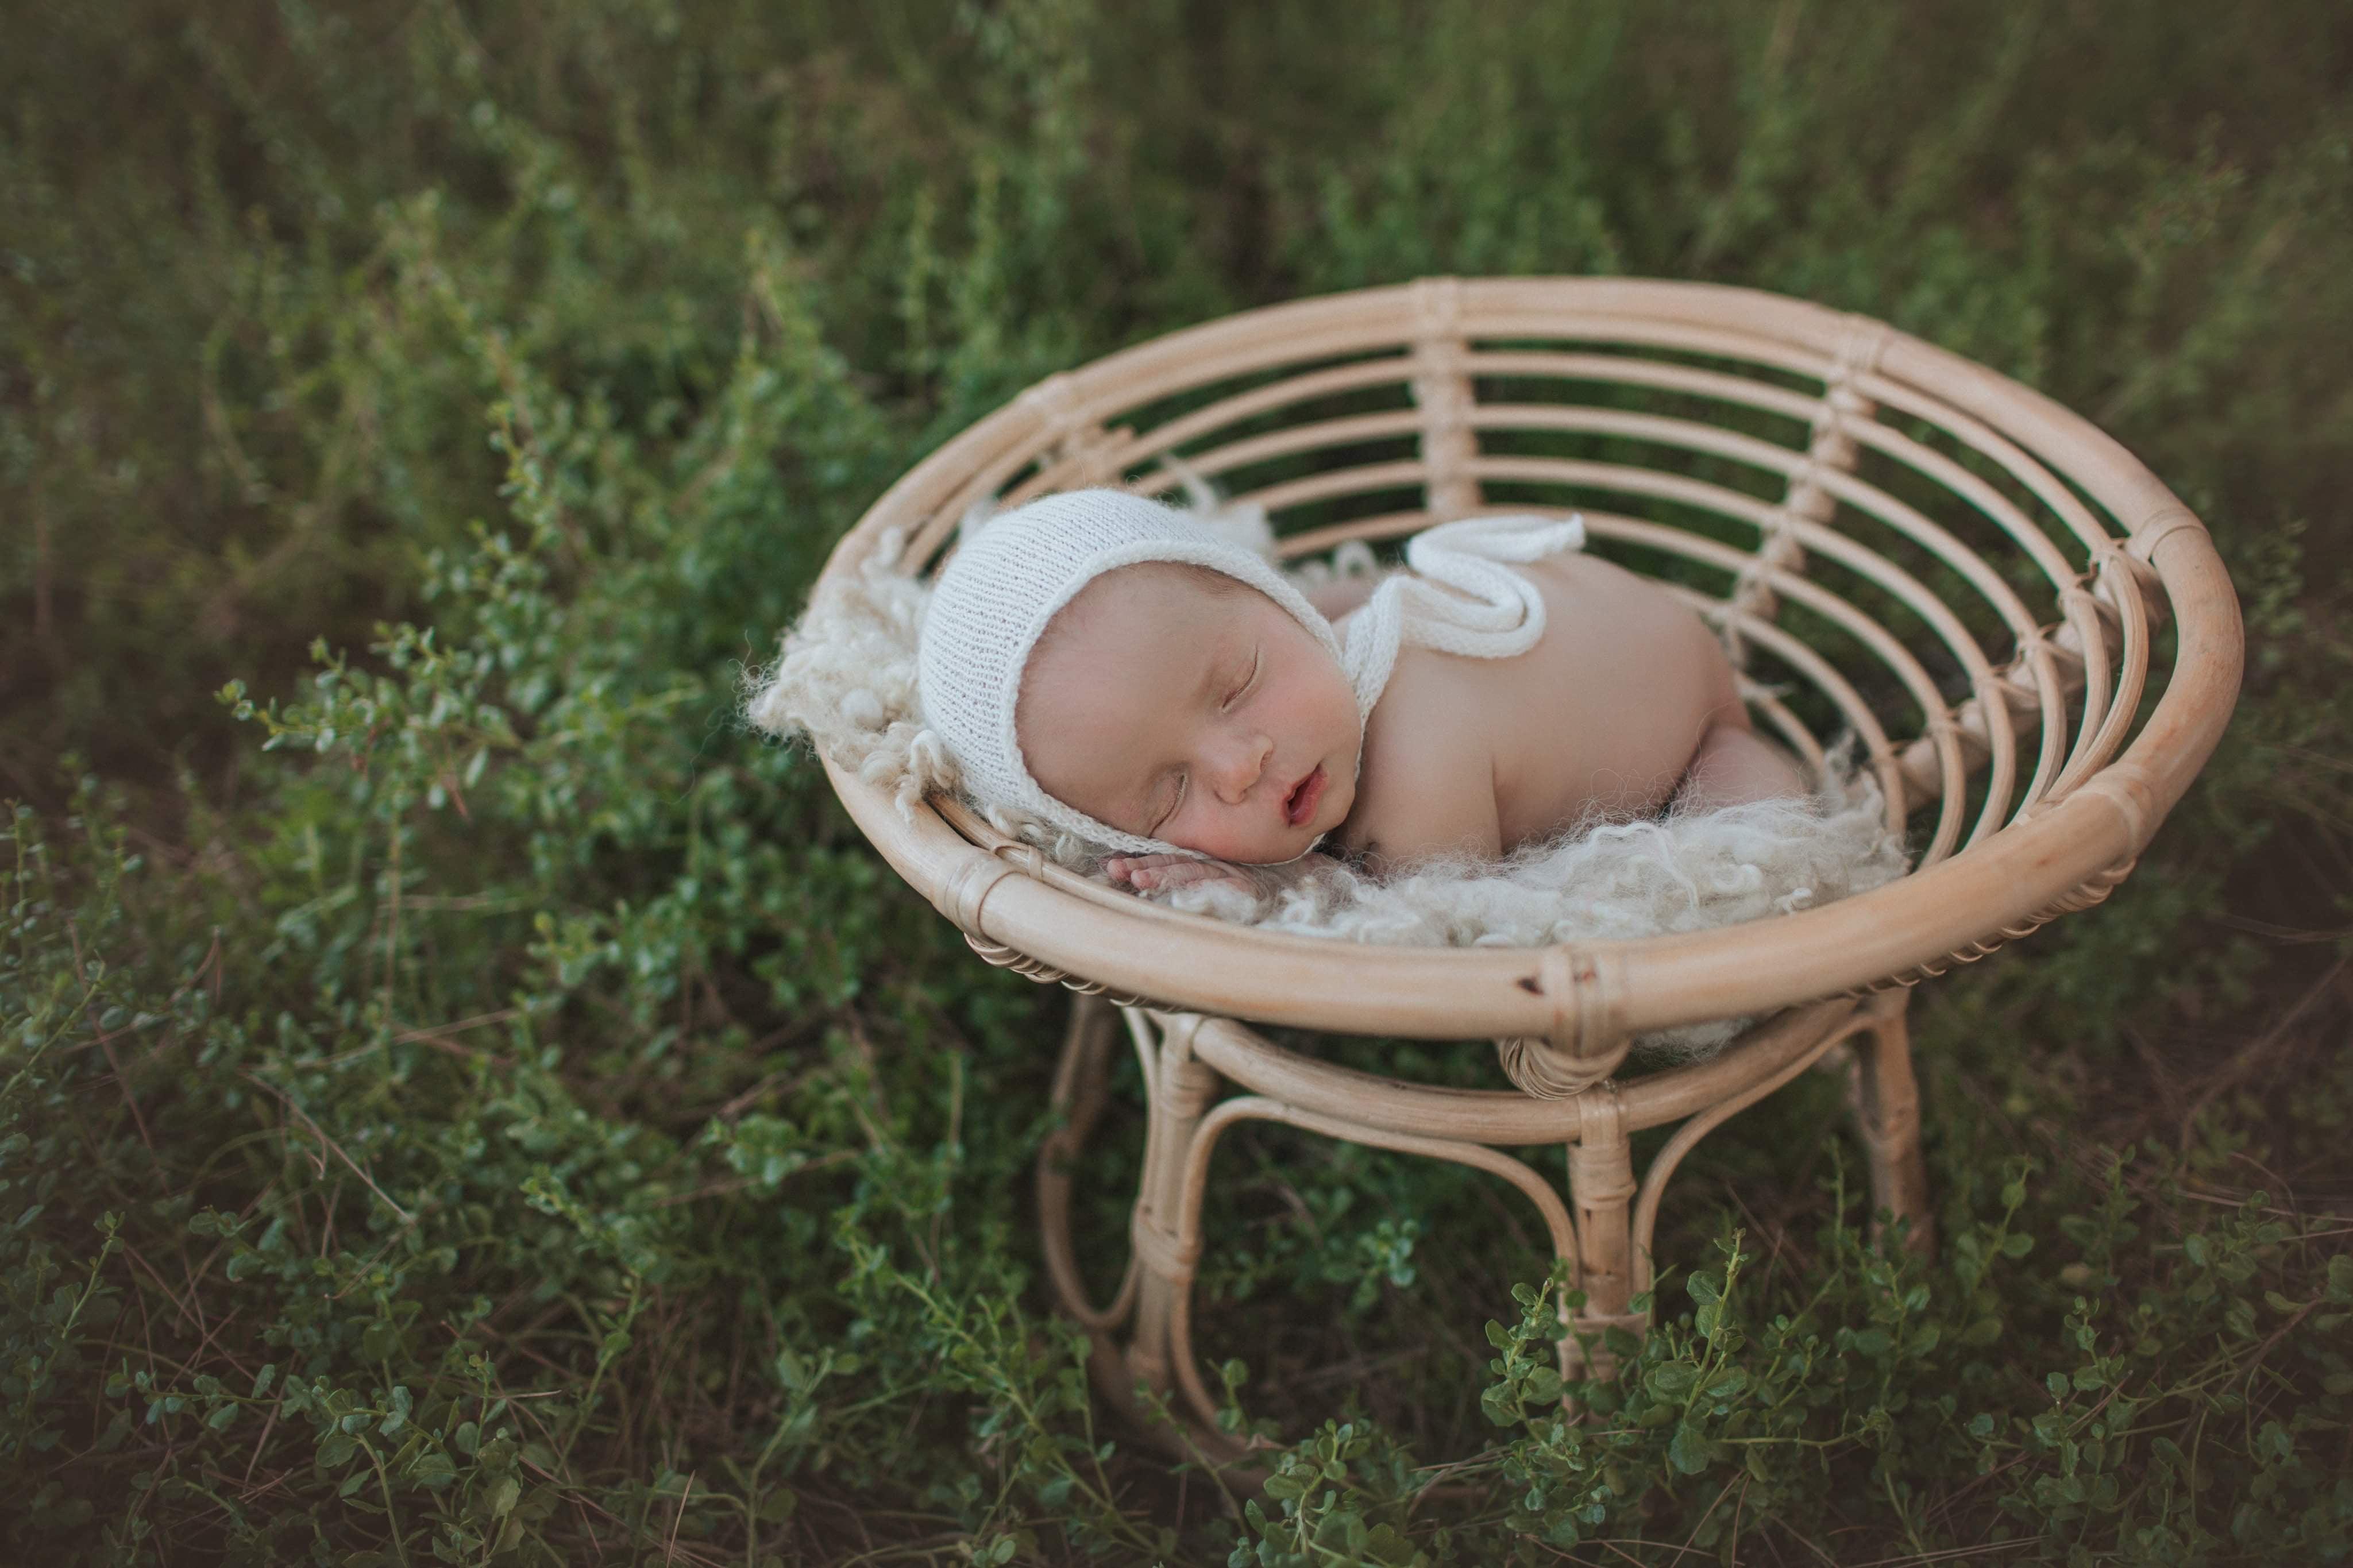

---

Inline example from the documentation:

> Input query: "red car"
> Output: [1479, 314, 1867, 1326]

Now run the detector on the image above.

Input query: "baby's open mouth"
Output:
[1283, 764, 1327, 828]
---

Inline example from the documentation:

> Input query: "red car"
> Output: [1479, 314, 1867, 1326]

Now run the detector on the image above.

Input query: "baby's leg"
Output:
[1669, 621, 1810, 810]
[1674, 722, 1811, 811]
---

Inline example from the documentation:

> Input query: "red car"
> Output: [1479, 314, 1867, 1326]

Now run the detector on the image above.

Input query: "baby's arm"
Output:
[1338, 719, 1506, 875]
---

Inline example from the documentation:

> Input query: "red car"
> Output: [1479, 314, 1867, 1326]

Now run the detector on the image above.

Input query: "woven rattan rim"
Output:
[812, 277, 2243, 1044]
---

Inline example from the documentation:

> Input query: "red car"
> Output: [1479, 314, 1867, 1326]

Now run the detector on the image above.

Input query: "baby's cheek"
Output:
[1268, 663, 1326, 725]
[1167, 814, 1253, 863]
[1148, 812, 1213, 858]
[1307, 675, 1361, 748]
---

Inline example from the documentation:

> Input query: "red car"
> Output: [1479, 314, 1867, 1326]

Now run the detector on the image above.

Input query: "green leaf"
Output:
[1645, 1363, 1699, 1399]
[92, 1409, 133, 1454]
[1667, 1422, 1711, 1474]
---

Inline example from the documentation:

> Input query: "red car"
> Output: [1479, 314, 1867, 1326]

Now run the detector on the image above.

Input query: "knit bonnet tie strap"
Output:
[1338, 513, 1588, 716]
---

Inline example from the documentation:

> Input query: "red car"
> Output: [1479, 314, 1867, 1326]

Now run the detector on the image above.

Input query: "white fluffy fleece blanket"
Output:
[1152, 786, 1903, 1059]
[746, 501, 1910, 1063]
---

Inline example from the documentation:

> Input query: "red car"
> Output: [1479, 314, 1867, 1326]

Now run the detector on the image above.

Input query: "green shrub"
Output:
[4, 1, 2350, 1561]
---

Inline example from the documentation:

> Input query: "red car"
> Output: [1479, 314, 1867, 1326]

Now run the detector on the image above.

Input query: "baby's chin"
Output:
[1166, 809, 1342, 866]
[1159, 836, 1301, 867]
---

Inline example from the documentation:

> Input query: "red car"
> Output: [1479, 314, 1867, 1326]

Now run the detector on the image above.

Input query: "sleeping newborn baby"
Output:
[916, 489, 1807, 893]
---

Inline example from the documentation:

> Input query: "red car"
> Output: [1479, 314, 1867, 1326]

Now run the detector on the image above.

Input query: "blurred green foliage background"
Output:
[3, 2, 2351, 1562]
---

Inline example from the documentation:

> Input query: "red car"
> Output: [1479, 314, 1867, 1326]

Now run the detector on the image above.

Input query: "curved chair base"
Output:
[1034, 988, 1931, 1478]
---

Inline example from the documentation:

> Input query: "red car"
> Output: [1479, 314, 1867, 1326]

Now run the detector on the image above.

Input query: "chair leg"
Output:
[1124, 1017, 1220, 1398]
[1037, 1002, 1256, 1469]
[1845, 993, 1934, 1257]
[1037, 995, 1124, 1336]
[1565, 1086, 1643, 1386]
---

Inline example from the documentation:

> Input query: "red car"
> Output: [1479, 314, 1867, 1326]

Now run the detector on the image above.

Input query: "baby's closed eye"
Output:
[1147, 771, 1186, 834]
[1221, 644, 1262, 711]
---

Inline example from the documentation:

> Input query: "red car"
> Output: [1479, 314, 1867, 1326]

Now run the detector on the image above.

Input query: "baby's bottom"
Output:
[1673, 721, 1811, 812]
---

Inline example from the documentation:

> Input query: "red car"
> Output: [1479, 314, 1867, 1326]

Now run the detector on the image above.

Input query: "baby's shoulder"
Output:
[1335, 678, 1503, 867]
[1365, 647, 1499, 752]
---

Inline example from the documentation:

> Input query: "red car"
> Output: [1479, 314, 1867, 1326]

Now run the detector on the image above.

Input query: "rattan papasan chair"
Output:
[802, 277, 2243, 1470]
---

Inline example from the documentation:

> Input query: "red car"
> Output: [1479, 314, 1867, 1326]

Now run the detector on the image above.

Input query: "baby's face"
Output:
[1017, 565, 1361, 863]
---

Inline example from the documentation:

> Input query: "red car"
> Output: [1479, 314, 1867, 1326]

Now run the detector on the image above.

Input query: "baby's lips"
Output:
[1281, 763, 1326, 827]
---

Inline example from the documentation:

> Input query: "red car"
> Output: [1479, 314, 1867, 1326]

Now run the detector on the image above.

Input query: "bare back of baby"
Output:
[1330, 554, 1806, 871]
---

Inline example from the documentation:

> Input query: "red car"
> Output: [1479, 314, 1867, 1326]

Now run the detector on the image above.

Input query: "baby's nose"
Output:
[1209, 733, 1274, 803]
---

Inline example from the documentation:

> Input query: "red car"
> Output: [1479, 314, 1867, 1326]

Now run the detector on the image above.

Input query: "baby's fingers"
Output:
[1104, 853, 1189, 887]
[1138, 860, 1255, 892]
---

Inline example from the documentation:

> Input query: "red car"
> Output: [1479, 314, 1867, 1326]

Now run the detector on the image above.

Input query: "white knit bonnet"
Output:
[916, 488, 1583, 858]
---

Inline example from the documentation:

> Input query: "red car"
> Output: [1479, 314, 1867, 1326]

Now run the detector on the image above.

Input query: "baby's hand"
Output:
[1103, 853, 1258, 894]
